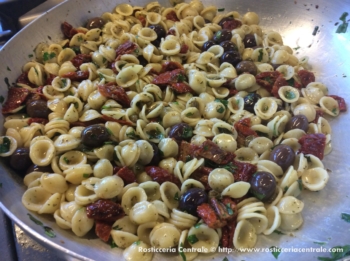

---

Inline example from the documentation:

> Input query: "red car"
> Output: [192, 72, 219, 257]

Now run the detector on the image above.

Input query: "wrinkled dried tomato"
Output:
[311, 109, 324, 123]
[221, 19, 242, 30]
[180, 44, 189, 54]
[197, 203, 227, 229]
[195, 140, 235, 165]
[95, 221, 112, 242]
[17, 72, 36, 88]
[271, 75, 289, 98]
[297, 69, 315, 87]
[170, 82, 193, 94]
[61, 21, 78, 39]
[145, 166, 181, 187]
[86, 199, 124, 223]
[329, 95, 347, 112]
[116, 166, 136, 185]
[298, 133, 326, 160]
[166, 11, 179, 21]
[161, 61, 184, 72]
[234, 118, 258, 147]
[71, 54, 92, 68]
[221, 219, 237, 248]
[28, 118, 49, 125]
[2, 87, 30, 114]
[61, 70, 89, 81]
[152, 69, 186, 86]
[98, 82, 131, 107]
[232, 160, 257, 182]
[255, 71, 281, 92]
[115, 41, 138, 60]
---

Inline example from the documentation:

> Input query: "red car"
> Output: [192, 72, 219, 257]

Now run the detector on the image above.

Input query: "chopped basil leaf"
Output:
[258, 49, 264, 62]
[256, 131, 269, 137]
[340, 12, 349, 23]
[221, 162, 238, 173]
[336, 22, 348, 33]
[134, 240, 141, 245]
[102, 105, 111, 110]
[285, 90, 296, 100]
[126, 130, 140, 140]
[218, 8, 225, 12]
[78, 35, 84, 42]
[318, 245, 350, 260]
[215, 98, 228, 108]
[194, 223, 202, 229]
[174, 192, 179, 201]
[99, 73, 105, 80]
[182, 126, 193, 139]
[179, 243, 186, 261]
[147, 127, 164, 140]
[216, 105, 225, 113]
[226, 203, 234, 215]
[110, 240, 118, 248]
[27, 213, 44, 226]
[177, 73, 186, 82]
[104, 141, 116, 145]
[263, 105, 269, 112]
[0, 137, 11, 153]
[34, 67, 39, 75]
[0, 95, 4, 104]
[218, 127, 232, 134]
[44, 226, 56, 238]
[312, 26, 319, 36]
[341, 213, 350, 223]
[186, 112, 194, 117]
[106, 128, 113, 135]
[314, 241, 327, 245]
[113, 225, 122, 230]
[43, 52, 56, 61]
[63, 157, 70, 164]
[293, 47, 300, 50]
[28, 54, 34, 58]
[83, 173, 90, 178]
[61, 78, 67, 88]
[7, 66, 11, 71]
[332, 107, 337, 115]
[187, 234, 199, 244]
[305, 155, 311, 162]
[270, 246, 281, 259]
[223, 258, 229, 261]
[297, 179, 303, 191]
[73, 102, 79, 109]
[283, 186, 289, 193]
[273, 230, 284, 235]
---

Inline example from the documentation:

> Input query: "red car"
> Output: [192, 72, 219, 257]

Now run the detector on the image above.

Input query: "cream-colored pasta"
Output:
[159, 181, 180, 210]
[208, 168, 234, 192]
[129, 201, 159, 224]
[121, 187, 147, 214]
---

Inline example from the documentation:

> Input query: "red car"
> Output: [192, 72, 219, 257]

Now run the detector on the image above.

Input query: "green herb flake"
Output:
[0, 137, 11, 153]
[194, 223, 202, 229]
[270, 246, 282, 259]
[106, 128, 113, 135]
[63, 157, 70, 164]
[340, 12, 349, 23]
[104, 141, 116, 145]
[126, 131, 140, 140]
[263, 105, 269, 112]
[134, 240, 141, 245]
[61, 78, 67, 88]
[44, 226, 56, 238]
[218, 127, 232, 134]
[223, 258, 229, 261]
[336, 12, 349, 33]
[258, 49, 264, 62]
[332, 107, 338, 115]
[27, 213, 44, 226]
[101, 105, 111, 110]
[297, 179, 303, 191]
[78, 35, 84, 42]
[83, 173, 90, 178]
[73, 102, 79, 109]
[0, 95, 4, 104]
[314, 241, 327, 245]
[113, 225, 122, 230]
[305, 155, 311, 163]
[147, 128, 164, 140]
[174, 192, 179, 201]
[273, 230, 284, 235]
[186, 112, 194, 117]
[182, 126, 193, 139]
[187, 234, 199, 244]
[293, 47, 300, 50]
[179, 243, 187, 261]
[285, 90, 296, 100]
[226, 203, 234, 215]
[34, 67, 39, 75]
[341, 213, 350, 223]
[312, 26, 319, 36]
[216, 105, 225, 114]
[110, 240, 118, 248]
[215, 98, 228, 108]
[99, 73, 105, 80]
[218, 8, 225, 12]
[28, 54, 34, 58]
[7, 66, 11, 71]
[283, 186, 289, 193]
[177, 73, 186, 82]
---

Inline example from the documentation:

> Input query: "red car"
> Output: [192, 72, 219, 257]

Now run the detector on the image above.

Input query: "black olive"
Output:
[26, 99, 51, 119]
[168, 123, 193, 144]
[202, 40, 216, 51]
[138, 55, 148, 66]
[219, 40, 237, 52]
[213, 29, 232, 43]
[220, 51, 242, 66]
[285, 115, 309, 132]
[250, 171, 277, 202]
[81, 125, 110, 148]
[243, 34, 257, 48]
[269, 144, 295, 171]
[26, 164, 53, 174]
[244, 93, 261, 113]
[10, 148, 32, 171]
[86, 17, 105, 30]
[179, 188, 208, 216]
[149, 24, 166, 46]
[236, 61, 258, 75]
[148, 142, 161, 166]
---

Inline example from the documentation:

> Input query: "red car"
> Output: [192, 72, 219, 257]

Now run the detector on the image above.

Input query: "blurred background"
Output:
[0, 0, 64, 48]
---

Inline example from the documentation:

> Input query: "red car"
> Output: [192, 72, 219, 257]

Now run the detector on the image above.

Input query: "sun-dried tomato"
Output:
[2, 87, 30, 114]
[113, 166, 122, 174]
[178, 141, 200, 162]
[166, 11, 179, 22]
[232, 160, 257, 182]
[311, 109, 324, 123]
[180, 44, 189, 54]
[221, 19, 242, 30]
[101, 115, 134, 126]
[297, 69, 315, 87]
[86, 199, 125, 223]
[167, 29, 176, 36]
[98, 82, 131, 107]
[115, 41, 138, 60]
[255, 71, 281, 92]
[46, 74, 56, 85]
[170, 82, 193, 94]
[28, 118, 49, 125]
[197, 203, 227, 229]
[95, 221, 112, 242]
[234, 118, 258, 147]
[61, 21, 78, 39]
[61, 70, 89, 81]
[190, 167, 212, 191]
[138, 15, 146, 27]
[271, 75, 289, 98]
[145, 166, 181, 187]
[161, 61, 184, 72]
[17, 72, 36, 88]
[298, 133, 326, 160]
[71, 54, 92, 68]
[328, 95, 347, 112]
[195, 140, 235, 165]
[152, 69, 186, 86]
[115, 166, 136, 185]
[221, 219, 237, 248]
